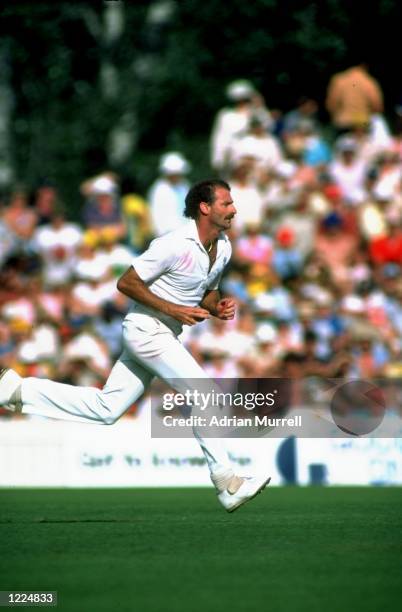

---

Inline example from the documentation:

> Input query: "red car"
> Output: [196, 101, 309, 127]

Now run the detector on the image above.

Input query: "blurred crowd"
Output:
[1, 62, 402, 418]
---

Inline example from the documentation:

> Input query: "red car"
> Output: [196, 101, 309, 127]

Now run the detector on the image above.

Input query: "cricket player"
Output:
[0, 179, 271, 512]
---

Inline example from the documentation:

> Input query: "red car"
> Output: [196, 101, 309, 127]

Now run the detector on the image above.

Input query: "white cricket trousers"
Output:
[20, 312, 233, 479]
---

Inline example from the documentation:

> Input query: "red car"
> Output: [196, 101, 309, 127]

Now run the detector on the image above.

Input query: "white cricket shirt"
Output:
[127, 219, 232, 334]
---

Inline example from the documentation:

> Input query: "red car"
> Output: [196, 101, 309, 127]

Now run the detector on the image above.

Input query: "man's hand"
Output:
[168, 305, 211, 326]
[215, 298, 236, 320]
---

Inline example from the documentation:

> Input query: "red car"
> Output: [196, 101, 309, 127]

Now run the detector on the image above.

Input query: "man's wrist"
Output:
[160, 301, 176, 317]
[206, 303, 219, 317]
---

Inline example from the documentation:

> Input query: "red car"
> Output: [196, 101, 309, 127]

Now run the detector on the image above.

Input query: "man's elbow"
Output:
[117, 274, 130, 296]
[116, 276, 124, 294]
[117, 269, 143, 300]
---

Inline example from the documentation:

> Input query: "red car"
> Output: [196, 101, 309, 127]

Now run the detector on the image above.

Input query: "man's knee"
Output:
[100, 412, 120, 426]
[95, 395, 127, 425]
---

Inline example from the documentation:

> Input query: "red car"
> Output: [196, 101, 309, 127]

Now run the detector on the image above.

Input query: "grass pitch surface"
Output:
[0, 487, 400, 612]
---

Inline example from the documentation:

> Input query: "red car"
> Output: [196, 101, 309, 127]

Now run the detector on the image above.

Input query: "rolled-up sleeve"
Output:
[132, 237, 178, 283]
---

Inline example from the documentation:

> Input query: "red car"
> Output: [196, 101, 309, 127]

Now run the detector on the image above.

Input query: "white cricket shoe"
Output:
[0, 368, 22, 406]
[218, 474, 271, 513]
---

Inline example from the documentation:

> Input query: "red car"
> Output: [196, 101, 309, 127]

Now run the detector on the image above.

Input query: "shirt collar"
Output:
[182, 219, 202, 244]
[182, 218, 228, 249]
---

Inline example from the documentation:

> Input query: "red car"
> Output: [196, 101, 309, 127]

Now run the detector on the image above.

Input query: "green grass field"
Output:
[1, 487, 401, 612]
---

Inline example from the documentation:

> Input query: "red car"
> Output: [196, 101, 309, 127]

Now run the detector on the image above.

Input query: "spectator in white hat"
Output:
[238, 322, 279, 377]
[148, 151, 190, 237]
[210, 79, 272, 173]
[329, 136, 368, 205]
[228, 114, 283, 172]
[80, 173, 126, 245]
[32, 209, 83, 287]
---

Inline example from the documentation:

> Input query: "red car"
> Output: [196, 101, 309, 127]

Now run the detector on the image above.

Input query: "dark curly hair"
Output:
[184, 179, 231, 219]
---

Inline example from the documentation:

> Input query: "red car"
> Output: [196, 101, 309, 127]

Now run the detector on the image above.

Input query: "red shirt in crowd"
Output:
[369, 229, 402, 264]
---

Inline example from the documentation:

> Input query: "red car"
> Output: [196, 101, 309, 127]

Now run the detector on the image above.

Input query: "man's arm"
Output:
[200, 290, 236, 320]
[117, 266, 210, 326]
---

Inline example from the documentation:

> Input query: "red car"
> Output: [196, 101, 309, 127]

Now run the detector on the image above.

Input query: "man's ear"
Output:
[199, 201, 210, 216]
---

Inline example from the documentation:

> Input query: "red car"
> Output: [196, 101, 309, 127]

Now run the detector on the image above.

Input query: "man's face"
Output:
[208, 187, 236, 231]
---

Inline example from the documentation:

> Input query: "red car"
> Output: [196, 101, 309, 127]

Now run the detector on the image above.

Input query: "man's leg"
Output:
[120, 318, 240, 492]
[10, 352, 154, 424]
[121, 322, 271, 510]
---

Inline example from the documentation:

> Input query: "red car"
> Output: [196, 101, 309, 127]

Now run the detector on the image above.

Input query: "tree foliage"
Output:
[0, 0, 399, 213]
